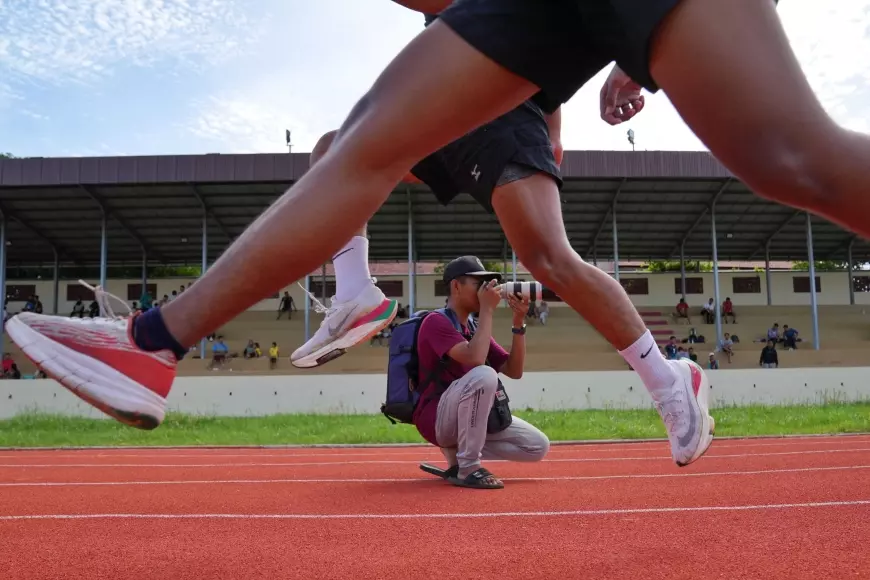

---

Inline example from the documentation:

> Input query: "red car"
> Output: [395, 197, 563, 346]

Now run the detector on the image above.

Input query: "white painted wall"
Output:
[2, 367, 868, 420]
[7, 270, 870, 315]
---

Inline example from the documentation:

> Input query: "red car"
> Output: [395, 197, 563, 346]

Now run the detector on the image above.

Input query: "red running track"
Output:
[1, 435, 870, 579]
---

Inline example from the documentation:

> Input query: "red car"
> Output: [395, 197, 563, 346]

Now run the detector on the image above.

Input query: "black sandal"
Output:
[447, 467, 504, 489]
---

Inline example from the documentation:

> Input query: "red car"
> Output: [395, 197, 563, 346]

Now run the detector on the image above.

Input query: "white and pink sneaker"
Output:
[291, 280, 398, 368]
[656, 358, 715, 466]
[6, 281, 176, 429]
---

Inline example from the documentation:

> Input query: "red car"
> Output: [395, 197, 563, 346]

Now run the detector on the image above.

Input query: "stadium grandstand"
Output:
[1, 150, 869, 378]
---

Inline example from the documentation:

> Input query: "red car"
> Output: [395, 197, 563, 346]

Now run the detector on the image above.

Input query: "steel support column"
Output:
[805, 213, 820, 350]
[679, 243, 687, 300]
[765, 243, 772, 306]
[407, 188, 416, 314]
[847, 239, 855, 306]
[99, 212, 108, 289]
[0, 214, 6, 355]
[512, 251, 518, 283]
[141, 250, 148, 303]
[52, 248, 60, 315]
[304, 275, 311, 342]
[711, 204, 722, 344]
[612, 204, 620, 281]
[199, 213, 208, 360]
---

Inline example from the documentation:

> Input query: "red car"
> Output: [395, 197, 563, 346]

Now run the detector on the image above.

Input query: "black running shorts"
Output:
[435, 0, 681, 113]
[410, 99, 562, 214]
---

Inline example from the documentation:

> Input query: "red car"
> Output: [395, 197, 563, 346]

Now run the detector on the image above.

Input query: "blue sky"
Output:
[1, 0, 869, 158]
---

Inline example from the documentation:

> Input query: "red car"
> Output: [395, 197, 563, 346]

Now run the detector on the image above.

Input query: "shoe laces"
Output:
[655, 389, 686, 434]
[78, 279, 132, 322]
[296, 276, 378, 317]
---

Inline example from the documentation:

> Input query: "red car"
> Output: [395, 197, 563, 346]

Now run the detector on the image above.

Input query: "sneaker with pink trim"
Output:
[291, 280, 398, 368]
[6, 281, 176, 430]
[656, 358, 716, 466]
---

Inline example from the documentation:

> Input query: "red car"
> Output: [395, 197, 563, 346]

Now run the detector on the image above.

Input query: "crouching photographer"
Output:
[410, 256, 550, 489]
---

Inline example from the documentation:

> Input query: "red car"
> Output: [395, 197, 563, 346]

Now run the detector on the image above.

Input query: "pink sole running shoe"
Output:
[6, 282, 177, 430]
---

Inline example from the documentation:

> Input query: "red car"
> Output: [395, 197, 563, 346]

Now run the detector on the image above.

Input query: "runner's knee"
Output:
[520, 245, 580, 294]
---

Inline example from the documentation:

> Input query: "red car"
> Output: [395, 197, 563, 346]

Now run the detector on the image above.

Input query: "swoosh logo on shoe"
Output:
[327, 306, 359, 337]
[677, 377, 698, 450]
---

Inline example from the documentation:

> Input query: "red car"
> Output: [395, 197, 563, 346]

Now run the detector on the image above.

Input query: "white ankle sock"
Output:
[619, 330, 679, 401]
[332, 236, 372, 302]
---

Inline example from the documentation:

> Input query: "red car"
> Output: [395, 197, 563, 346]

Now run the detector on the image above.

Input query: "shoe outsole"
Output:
[291, 300, 399, 368]
[6, 315, 166, 430]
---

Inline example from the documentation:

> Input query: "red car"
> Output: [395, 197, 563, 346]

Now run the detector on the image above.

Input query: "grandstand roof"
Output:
[1, 151, 867, 266]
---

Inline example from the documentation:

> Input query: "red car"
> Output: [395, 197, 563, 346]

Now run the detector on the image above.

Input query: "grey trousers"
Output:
[434, 365, 550, 470]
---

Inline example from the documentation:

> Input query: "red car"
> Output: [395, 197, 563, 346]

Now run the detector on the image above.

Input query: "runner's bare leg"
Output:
[492, 174, 646, 351]
[158, 21, 538, 346]
[649, 0, 870, 239]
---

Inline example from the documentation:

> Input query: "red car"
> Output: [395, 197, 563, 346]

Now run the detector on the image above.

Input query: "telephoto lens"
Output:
[495, 281, 543, 304]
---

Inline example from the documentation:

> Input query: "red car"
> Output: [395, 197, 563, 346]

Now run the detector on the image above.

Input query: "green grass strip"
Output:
[2, 402, 870, 448]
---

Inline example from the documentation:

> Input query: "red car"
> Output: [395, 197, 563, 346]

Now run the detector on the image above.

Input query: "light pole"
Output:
[627, 128, 635, 152]
[285, 129, 293, 154]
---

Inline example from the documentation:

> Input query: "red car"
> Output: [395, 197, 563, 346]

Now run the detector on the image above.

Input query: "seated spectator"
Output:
[686, 327, 700, 344]
[243, 340, 257, 359]
[687, 347, 698, 363]
[676, 346, 689, 359]
[2, 353, 13, 375]
[673, 298, 691, 324]
[718, 332, 734, 364]
[254, 342, 263, 357]
[5, 362, 21, 379]
[759, 339, 778, 368]
[525, 301, 538, 324]
[707, 352, 720, 369]
[701, 298, 715, 324]
[23, 295, 36, 312]
[767, 323, 780, 343]
[664, 336, 678, 359]
[538, 301, 549, 325]
[269, 342, 279, 369]
[721, 297, 736, 323]
[782, 325, 799, 350]
[70, 300, 85, 318]
[87, 300, 99, 318]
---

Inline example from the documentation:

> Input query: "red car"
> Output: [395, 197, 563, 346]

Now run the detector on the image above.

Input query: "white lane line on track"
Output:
[5, 438, 870, 459]
[4, 435, 870, 459]
[4, 446, 870, 468]
[3, 499, 870, 521]
[2, 464, 869, 488]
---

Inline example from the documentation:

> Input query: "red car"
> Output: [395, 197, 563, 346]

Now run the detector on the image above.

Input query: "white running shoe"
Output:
[656, 358, 715, 467]
[291, 281, 398, 368]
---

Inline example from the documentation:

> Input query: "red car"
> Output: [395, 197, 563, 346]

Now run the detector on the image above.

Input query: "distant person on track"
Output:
[411, 256, 549, 489]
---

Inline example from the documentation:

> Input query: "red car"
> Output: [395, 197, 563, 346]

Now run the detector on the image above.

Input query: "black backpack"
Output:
[380, 308, 512, 434]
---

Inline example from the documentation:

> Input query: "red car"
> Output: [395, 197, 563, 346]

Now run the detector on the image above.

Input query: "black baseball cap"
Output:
[442, 255, 503, 285]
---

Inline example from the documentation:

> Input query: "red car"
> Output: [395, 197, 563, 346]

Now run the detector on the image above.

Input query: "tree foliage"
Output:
[642, 260, 713, 272]
[433, 259, 516, 275]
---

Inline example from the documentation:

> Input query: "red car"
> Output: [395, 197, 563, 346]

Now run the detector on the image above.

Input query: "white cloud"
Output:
[181, 0, 870, 156]
[0, 0, 259, 86]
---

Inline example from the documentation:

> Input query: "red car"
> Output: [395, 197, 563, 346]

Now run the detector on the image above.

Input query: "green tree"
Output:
[642, 260, 713, 272]
[791, 260, 851, 271]
[0, 153, 14, 159]
[433, 259, 516, 275]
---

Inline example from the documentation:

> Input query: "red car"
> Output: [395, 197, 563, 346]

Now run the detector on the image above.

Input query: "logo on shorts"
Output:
[471, 164, 480, 182]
